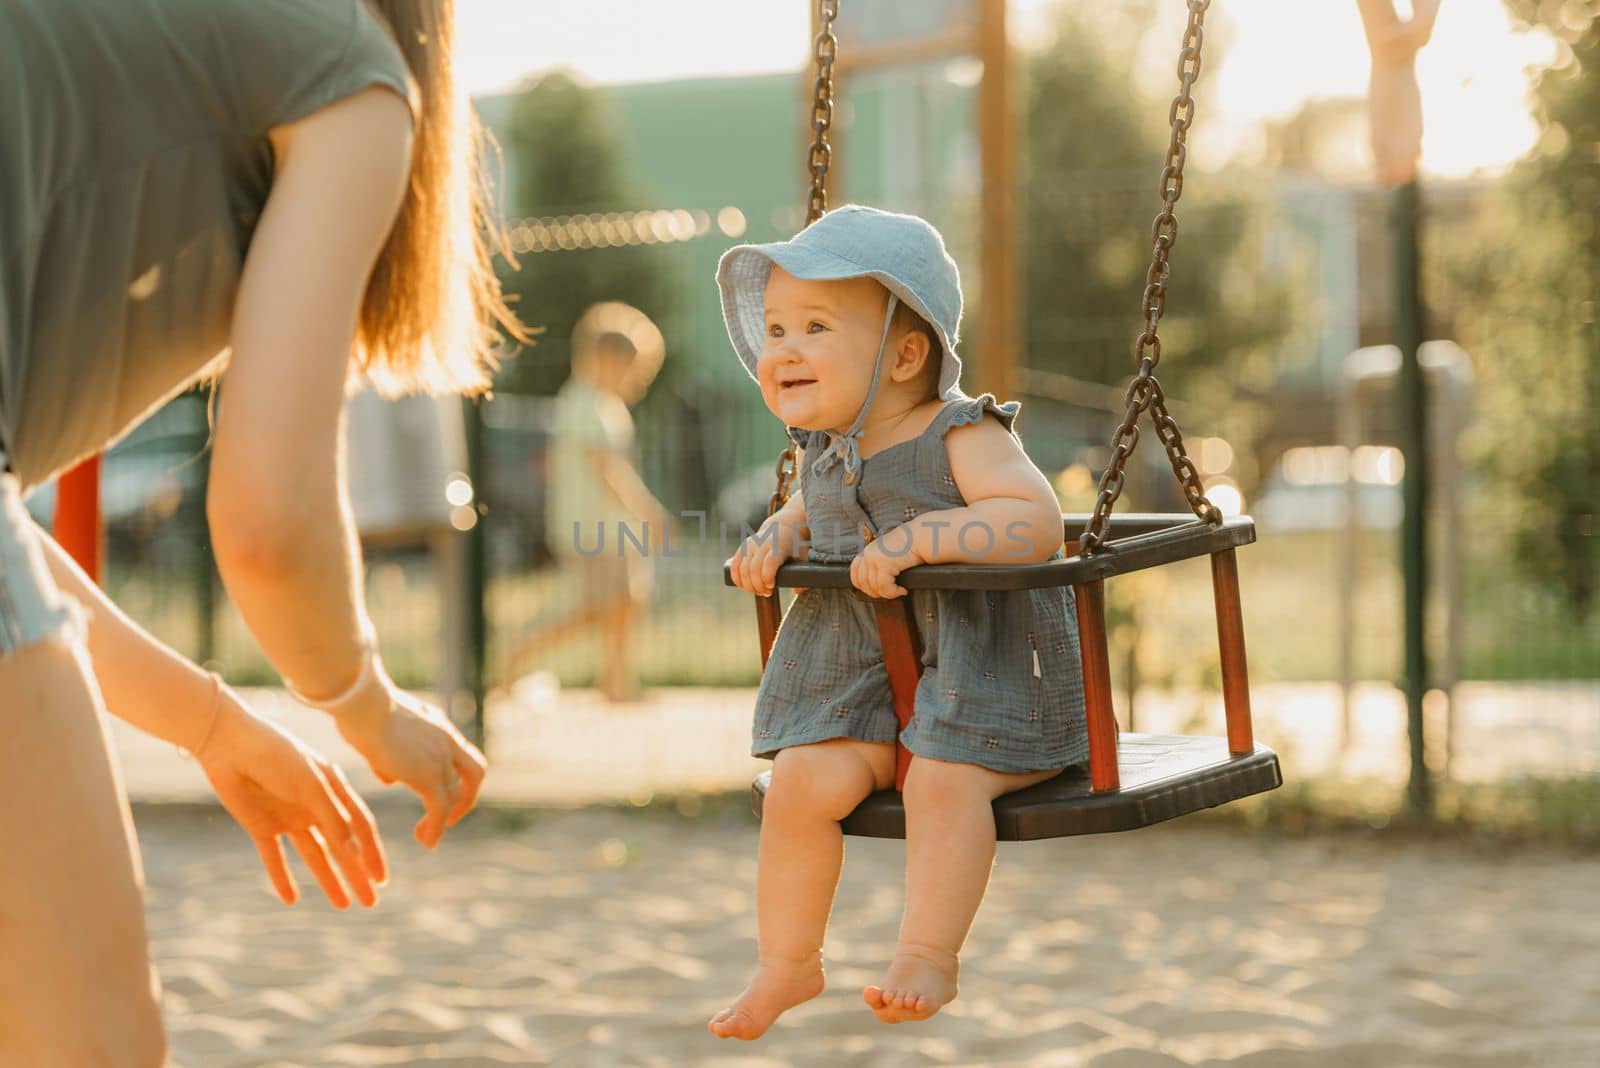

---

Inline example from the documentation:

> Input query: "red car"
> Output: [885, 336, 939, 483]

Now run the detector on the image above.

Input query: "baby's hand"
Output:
[849, 538, 917, 600]
[727, 515, 806, 597]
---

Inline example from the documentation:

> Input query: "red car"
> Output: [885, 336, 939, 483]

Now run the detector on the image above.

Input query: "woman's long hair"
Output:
[359, 0, 525, 395]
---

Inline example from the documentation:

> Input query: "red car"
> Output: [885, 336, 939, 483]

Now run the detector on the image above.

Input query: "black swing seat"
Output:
[734, 514, 1283, 841]
[753, 735, 1281, 841]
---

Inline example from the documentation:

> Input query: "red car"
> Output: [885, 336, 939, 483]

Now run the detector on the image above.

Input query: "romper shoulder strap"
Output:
[929, 392, 1022, 440]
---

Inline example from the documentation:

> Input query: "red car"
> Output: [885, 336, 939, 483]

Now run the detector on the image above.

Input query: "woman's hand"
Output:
[334, 675, 488, 851]
[197, 692, 387, 909]
[727, 508, 808, 597]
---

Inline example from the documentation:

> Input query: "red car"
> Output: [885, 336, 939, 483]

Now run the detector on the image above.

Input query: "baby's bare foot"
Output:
[863, 943, 959, 1024]
[708, 952, 825, 1041]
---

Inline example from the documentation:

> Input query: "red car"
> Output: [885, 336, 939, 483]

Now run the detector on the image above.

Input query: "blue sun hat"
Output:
[716, 204, 964, 484]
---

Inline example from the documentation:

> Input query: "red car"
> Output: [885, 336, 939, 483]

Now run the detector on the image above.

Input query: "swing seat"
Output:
[732, 514, 1282, 841]
[753, 734, 1281, 841]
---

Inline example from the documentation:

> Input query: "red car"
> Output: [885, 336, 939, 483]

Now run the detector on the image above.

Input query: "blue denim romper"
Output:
[751, 393, 1090, 774]
[0, 454, 82, 657]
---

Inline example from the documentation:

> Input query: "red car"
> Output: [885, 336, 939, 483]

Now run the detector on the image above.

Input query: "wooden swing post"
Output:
[1073, 579, 1121, 793]
[1210, 548, 1254, 755]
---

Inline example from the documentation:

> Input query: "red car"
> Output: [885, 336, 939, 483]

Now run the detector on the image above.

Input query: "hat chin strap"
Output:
[811, 294, 899, 488]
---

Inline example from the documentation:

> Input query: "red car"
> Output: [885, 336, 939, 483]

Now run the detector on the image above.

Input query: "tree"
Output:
[1434, 3, 1598, 613]
[1021, 2, 1293, 475]
[494, 71, 679, 397]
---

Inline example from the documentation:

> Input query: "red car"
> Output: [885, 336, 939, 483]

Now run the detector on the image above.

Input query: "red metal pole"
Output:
[54, 455, 103, 583]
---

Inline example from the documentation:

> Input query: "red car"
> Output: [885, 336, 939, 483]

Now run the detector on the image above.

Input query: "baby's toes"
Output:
[707, 1009, 750, 1038]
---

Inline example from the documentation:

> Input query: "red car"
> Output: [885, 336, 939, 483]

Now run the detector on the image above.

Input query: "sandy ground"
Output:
[112, 679, 1600, 807]
[140, 799, 1600, 1068]
[113, 679, 1599, 1065]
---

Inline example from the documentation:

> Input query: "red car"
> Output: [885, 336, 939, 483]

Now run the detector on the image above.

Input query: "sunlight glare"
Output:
[457, 1, 1551, 178]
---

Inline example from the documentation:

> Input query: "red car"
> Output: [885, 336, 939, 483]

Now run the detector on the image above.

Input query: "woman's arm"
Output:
[208, 87, 484, 846]
[31, 517, 222, 752]
[30, 520, 387, 908]
[207, 87, 411, 696]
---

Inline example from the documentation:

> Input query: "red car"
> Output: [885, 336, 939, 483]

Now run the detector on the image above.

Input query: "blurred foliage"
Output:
[1258, 97, 1368, 179]
[494, 71, 682, 397]
[1431, 1, 1599, 615]
[1020, 2, 1293, 431]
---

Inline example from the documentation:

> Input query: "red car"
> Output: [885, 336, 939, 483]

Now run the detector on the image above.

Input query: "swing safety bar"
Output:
[731, 513, 1281, 840]
[750, 514, 1257, 593]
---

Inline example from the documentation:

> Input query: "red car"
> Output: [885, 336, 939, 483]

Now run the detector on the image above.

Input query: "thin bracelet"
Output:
[176, 671, 223, 761]
[285, 641, 379, 712]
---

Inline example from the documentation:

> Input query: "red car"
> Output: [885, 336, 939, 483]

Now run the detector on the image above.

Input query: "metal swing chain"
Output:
[1079, 0, 1222, 556]
[807, 0, 840, 227]
[768, 0, 841, 519]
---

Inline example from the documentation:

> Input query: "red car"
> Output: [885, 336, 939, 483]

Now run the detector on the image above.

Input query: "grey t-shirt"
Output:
[0, 0, 416, 492]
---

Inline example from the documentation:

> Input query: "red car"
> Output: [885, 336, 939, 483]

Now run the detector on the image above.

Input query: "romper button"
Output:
[860, 524, 874, 543]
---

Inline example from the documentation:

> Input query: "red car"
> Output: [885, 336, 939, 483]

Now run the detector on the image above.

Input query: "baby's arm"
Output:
[938, 416, 1064, 562]
[728, 449, 810, 596]
[877, 416, 1062, 568]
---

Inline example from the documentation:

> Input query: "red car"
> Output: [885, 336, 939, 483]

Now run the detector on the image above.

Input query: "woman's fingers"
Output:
[440, 766, 463, 822]
[289, 827, 352, 910]
[254, 834, 298, 905]
[323, 763, 388, 887]
[447, 748, 486, 826]
[294, 764, 375, 906]
[326, 828, 378, 909]
[406, 729, 457, 844]
[414, 773, 453, 850]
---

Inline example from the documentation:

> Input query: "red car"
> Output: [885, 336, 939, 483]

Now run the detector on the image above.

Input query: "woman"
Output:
[0, 1, 515, 1062]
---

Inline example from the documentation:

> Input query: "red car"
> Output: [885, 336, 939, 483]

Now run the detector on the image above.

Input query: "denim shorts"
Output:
[0, 458, 83, 657]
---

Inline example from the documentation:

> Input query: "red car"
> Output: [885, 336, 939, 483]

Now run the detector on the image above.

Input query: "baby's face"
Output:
[757, 267, 893, 432]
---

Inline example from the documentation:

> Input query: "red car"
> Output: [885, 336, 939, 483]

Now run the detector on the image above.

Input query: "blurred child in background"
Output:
[506, 302, 670, 702]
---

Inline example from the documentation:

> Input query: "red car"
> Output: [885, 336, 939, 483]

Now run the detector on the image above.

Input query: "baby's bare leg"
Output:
[709, 738, 894, 1041]
[864, 757, 1061, 1024]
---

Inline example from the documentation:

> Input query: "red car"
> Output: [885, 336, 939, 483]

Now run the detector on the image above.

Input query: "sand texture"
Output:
[139, 801, 1600, 1067]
